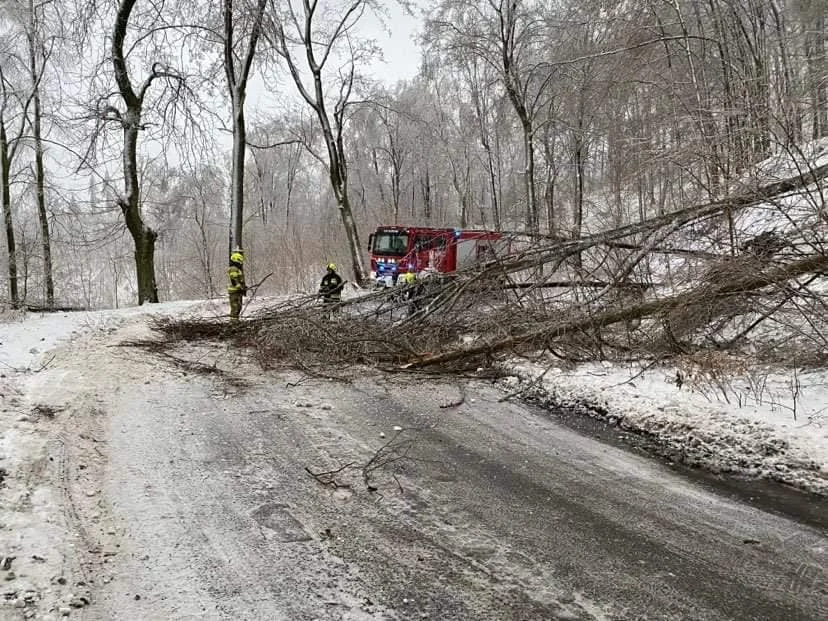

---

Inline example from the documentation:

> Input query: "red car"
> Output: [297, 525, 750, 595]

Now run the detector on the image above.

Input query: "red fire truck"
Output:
[367, 226, 504, 286]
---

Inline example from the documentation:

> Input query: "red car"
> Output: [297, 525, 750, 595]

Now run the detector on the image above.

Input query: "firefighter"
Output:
[318, 262, 344, 312]
[400, 270, 416, 286]
[227, 250, 247, 321]
[400, 270, 417, 316]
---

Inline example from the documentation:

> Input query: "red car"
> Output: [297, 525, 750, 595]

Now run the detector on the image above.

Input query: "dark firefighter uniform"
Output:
[227, 251, 247, 320]
[318, 262, 344, 311]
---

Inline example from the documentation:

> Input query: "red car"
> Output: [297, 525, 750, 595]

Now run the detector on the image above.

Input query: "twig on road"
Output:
[36, 354, 56, 372]
[305, 463, 355, 489]
[304, 428, 423, 494]
[362, 429, 415, 493]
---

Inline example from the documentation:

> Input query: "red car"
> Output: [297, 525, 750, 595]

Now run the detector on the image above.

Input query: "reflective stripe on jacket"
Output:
[227, 265, 246, 293]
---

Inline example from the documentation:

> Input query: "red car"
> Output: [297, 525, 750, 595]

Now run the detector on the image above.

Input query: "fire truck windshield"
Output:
[372, 232, 408, 256]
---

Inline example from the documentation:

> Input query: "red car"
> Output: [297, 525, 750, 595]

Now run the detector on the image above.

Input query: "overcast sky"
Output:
[364, 2, 424, 84]
[246, 3, 424, 121]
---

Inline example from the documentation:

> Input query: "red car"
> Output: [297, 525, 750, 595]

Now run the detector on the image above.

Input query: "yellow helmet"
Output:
[230, 251, 244, 264]
[326, 262, 336, 271]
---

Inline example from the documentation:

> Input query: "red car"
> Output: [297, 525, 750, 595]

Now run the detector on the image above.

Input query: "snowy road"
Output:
[2, 308, 827, 620]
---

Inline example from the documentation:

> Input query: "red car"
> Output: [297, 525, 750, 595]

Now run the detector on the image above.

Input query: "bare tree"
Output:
[802, 0, 828, 138]
[463, 56, 503, 230]
[427, 0, 552, 234]
[493, 0, 543, 234]
[431, 76, 476, 227]
[24, 0, 54, 308]
[0, 46, 32, 308]
[266, 0, 379, 284]
[247, 118, 305, 226]
[374, 95, 407, 226]
[106, 0, 158, 303]
[224, 0, 268, 254]
[100, 0, 191, 304]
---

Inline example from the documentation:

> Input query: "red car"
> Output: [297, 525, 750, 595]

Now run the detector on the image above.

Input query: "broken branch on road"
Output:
[150, 166, 827, 379]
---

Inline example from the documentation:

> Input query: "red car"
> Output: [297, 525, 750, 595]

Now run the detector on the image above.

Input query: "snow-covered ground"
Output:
[502, 357, 828, 496]
[3, 299, 824, 504]
[1, 297, 826, 618]
[0, 299, 226, 618]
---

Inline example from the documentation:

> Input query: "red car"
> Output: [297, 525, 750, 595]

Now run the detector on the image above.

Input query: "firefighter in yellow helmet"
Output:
[318, 262, 344, 312]
[400, 270, 418, 317]
[227, 250, 247, 320]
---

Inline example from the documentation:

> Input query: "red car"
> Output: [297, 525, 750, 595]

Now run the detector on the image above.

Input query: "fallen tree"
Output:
[149, 160, 828, 376]
[402, 251, 828, 369]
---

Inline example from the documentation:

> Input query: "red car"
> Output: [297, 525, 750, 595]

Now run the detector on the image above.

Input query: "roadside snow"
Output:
[495, 138, 828, 497]
[0, 299, 224, 619]
[503, 358, 828, 495]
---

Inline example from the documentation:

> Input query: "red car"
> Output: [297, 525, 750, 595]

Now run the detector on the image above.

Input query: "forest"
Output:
[0, 0, 826, 310]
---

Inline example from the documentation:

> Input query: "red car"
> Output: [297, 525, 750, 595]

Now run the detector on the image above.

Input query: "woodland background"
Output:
[0, 0, 826, 309]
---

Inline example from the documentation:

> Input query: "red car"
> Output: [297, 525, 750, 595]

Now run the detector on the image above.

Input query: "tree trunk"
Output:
[224, 0, 268, 252]
[285, 144, 300, 227]
[745, 0, 771, 159]
[27, 1, 53, 308]
[485, 141, 500, 230]
[545, 172, 556, 236]
[421, 167, 432, 221]
[392, 159, 402, 226]
[806, 10, 828, 138]
[471, 75, 500, 230]
[450, 159, 470, 228]
[542, 131, 557, 236]
[113, 0, 159, 304]
[330, 126, 366, 284]
[0, 121, 18, 308]
[571, 119, 587, 271]
[229, 94, 246, 250]
[337, 191, 364, 284]
[497, 1, 538, 234]
[120, 110, 158, 304]
[194, 199, 215, 298]
[522, 119, 538, 233]
[133, 224, 158, 304]
[769, 0, 800, 145]
[681, 0, 724, 193]
[371, 149, 387, 206]
[707, 0, 740, 175]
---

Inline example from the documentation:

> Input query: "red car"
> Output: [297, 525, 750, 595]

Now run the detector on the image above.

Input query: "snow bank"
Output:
[502, 359, 828, 496]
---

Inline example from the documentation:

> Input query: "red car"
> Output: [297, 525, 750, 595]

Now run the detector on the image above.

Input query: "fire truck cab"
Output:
[367, 226, 503, 287]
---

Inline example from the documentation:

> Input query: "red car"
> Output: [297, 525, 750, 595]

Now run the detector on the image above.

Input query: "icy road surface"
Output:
[1, 310, 826, 620]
